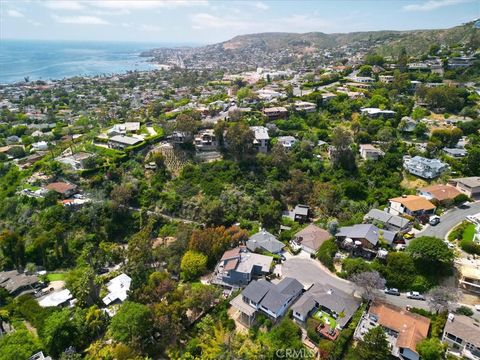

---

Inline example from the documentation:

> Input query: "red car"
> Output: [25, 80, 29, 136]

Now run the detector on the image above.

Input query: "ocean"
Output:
[0, 39, 181, 84]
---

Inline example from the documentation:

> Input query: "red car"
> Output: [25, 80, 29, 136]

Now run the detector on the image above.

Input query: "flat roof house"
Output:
[294, 101, 316, 113]
[194, 129, 218, 151]
[458, 264, 480, 295]
[360, 108, 396, 118]
[283, 204, 310, 223]
[250, 126, 270, 153]
[449, 177, 480, 199]
[442, 314, 480, 360]
[417, 184, 462, 203]
[359, 144, 384, 161]
[388, 195, 436, 217]
[292, 284, 360, 340]
[363, 209, 411, 233]
[277, 136, 298, 150]
[403, 156, 449, 179]
[291, 224, 331, 255]
[263, 106, 288, 120]
[247, 230, 284, 254]
[355, 302, 430, 360]
[213, 247, 273, 287]
[230, 277, 303, 325]
[108, 135, 142, 150]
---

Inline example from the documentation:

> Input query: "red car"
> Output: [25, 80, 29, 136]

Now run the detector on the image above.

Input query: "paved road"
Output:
[418, 202, 480, 240]
[281, 257, 430, 311]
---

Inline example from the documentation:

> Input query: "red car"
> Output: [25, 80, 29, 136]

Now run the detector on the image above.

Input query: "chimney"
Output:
[448, 313, 455, 322]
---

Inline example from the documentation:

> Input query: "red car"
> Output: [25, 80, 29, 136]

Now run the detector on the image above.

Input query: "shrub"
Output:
[306, 318, 321, 344]
[317, 239, 338, 271]
[455, 306, 474, 317]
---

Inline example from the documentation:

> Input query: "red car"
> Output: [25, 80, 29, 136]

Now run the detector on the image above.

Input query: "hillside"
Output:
[143, 21, 479, 70]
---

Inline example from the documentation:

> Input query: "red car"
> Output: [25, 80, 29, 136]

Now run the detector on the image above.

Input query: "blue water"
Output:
[0, 39, 181, 84]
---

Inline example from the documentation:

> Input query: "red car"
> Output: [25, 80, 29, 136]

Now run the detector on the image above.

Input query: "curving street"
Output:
[418, 201, 480, 240]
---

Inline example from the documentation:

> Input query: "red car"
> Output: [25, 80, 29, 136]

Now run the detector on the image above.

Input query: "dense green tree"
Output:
[407, 236, 454, 275]
[224, 122, 255, 161]
[0, 230, 25, 269]
[180, 251, 207, 280]
[330, 126, 356, 171]
[354, 326, 390, 360]
[416, 338, 446, 360]
[109, 301, 153, 350]
[0, 329, 42, 360]
[65, 266, 101, 307]
[41, 309, 79, 358]
[317, 239, 337, 271]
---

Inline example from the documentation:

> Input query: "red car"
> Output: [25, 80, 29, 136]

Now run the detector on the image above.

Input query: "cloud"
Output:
[254, 1, 269, 10]
[52, 14, 109, 25]
[90, 0, 208, 10]
[403, 0, 471, 11]
[43, 1, 85, 10]
[140, 24, 163, 32]
[190, 13, 250, 30]
[7, 9, 25, 18]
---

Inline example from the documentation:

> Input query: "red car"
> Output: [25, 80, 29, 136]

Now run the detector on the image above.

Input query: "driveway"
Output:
[418, 202, 480, 240]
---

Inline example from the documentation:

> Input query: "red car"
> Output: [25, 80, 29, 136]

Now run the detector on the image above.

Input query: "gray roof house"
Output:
[292, 284, 360, 329]
[364, 209, 411, 233]
[213, 247, 273, 287]
[336, 224, 396, 248]
[230, 277, 304, 325]
[247, 230, 284, 254]
[0, 270, 39, 297]
[403, 156, 449, 179]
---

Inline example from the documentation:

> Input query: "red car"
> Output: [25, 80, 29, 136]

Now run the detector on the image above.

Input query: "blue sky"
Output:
[1, 0, 478, 44]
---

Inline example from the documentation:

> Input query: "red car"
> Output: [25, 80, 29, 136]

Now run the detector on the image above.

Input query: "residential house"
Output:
[107, 122, 141, 136]
[336, 224, 396, 255]
[360, 108, 396, 118]
[230, 277, 303, 325]
[363, 209, 411, 233]
[194, 129, 217, 151]
[292, 284, 360, 339]
[108, 135, 142, 150]
[359, 144, 384, 160]
[290, 224, 331, 255]
[458, 264, 480, 295]
[388, 195, 436, 217]
[29, 352, 52, 360]
[0, 270, 39, 297]
[403, 156, 449, 179]
[321, 92, 337, 104]
[277, 136, 298, 150]
[171, 131, 191, 144]
[294, 101, 316, 113]
[442, 314, 480, 360]
[350, 76, 375, 84]
[379, 75, 394, 83]
[283, 204, 310, 223]
[102, 273, 132, 306]
[263, 107, 288, 120]
[417, 184, 462, 203]
[355, 302, 430, 360]
[57, 152, 94, 171]
[250, 126, 270, 153]
[449, 177, 480, 199]
[31, 141, 49, 152]
[443, 147, 467, 158]
[447, 57, 474, 69]
[399, 117, 417, 133]
[45, 182, 78, 198]
[247, 230, 284, 254]
[39, 289, 73, 308]
[213, 247, 273, 287]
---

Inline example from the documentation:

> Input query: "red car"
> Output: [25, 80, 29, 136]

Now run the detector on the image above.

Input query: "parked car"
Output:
[404, 232, 415, 240]
[429, 215, 440, 226]
[384, 288, 400, 296]
[406, 291, 425, 300]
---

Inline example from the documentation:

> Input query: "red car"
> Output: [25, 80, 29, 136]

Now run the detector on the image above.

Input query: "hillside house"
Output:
[403, 156, 449, 179]
[263, 107, 288, 120]
[449, 177, 480, 199]
[250, 126, 270, 153]
[388, 195, 436, 217]
[442, 314, 480, 360]
[194, 129, 217, 151]
[290, 224, 331, 255]
[359, 144, 384, 160]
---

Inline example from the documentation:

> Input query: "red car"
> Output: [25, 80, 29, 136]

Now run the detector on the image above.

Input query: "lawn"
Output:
[47, 272, 66, 282]
[463, 223, 476, 242]
[312, 310, 337, 329]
